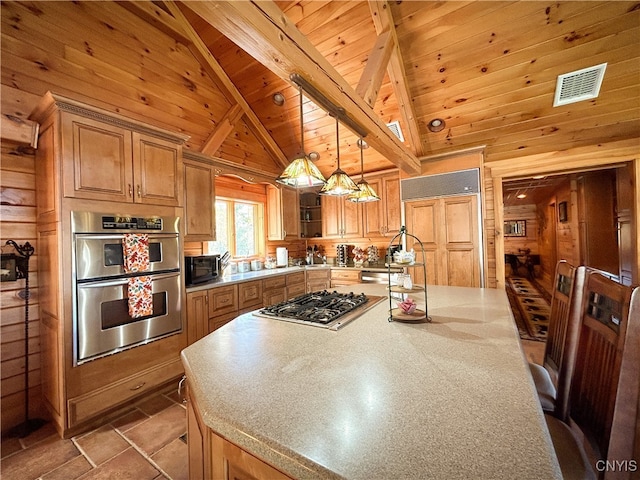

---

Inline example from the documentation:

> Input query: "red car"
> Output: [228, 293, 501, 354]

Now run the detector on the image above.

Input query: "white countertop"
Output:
[181, 284, 561, 479]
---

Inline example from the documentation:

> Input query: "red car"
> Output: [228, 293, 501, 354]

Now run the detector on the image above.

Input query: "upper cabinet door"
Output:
[61, 112, 134, 203]
[132, 132, 183, 206]
[184, 160, 216, 241]
[266, 185, 284, 241]
[363, 172, 401, 238]
[281, 187, 300, 239]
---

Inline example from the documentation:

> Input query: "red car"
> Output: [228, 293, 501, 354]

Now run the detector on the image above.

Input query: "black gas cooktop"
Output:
[255, 290, 384, 330]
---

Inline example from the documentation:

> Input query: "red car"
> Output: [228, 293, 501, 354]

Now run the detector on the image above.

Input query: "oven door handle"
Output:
[78, 271, 179, 288]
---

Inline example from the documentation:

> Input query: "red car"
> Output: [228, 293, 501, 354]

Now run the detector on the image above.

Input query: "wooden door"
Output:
[321, 195, 341, 237]
[342, 197, 362, 237]
[184, 160, 216, 241]
[187, 291, 208, 345]
[281, 186, 300, 239]
[266, 185, 283, 241]
[61, 112, 133, 202]
[363, 173, 401, 237]
[405, 195, 481, 287]
[133, 132, 183, 206]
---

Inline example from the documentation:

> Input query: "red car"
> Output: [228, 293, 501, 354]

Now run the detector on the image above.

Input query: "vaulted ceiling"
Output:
[2, 1, 639, 182]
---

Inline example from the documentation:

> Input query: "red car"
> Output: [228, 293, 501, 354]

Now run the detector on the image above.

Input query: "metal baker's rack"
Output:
[386, 226, 431, 323]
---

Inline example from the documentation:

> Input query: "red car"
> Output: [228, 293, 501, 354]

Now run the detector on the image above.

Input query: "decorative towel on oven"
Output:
[123, 234, 150, 273]
[128, 276, 153, 318]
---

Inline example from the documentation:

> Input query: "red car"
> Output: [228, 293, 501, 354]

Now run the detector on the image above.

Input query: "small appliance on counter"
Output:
[276, 247, 288, 267]
[184, 254, 220, 286]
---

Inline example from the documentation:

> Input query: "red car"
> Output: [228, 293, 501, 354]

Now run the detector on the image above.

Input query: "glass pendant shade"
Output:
[275, 155, 326, 187]
[320, 119, 358, 196]
[347, 138, 380, 202]
[276, 87, 326, 188]
[348, 179, 380, 202]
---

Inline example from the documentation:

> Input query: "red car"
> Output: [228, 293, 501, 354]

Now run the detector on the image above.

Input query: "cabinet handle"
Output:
[137, 184, 141, 198]
[128, 184, 133, 197]
[130, 382, 146, 391]
[178, 375, 187, 404]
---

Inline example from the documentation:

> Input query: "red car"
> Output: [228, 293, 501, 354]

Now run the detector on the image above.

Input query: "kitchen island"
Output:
[181, 284, 561, 479]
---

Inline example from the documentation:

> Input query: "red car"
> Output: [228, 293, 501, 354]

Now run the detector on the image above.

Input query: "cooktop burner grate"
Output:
[257, 290, 372, 327]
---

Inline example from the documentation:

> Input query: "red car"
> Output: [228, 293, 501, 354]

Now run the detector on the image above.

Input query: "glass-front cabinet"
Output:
[300, 190, 322, 239]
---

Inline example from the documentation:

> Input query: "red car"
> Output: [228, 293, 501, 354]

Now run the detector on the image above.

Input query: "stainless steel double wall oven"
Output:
[71, 211, 182, 365]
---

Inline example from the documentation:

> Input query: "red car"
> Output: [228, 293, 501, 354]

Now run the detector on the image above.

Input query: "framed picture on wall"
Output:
[504, 220, 526, 237]
[1, 254, 17, 282]
[558, 201, 568, 222]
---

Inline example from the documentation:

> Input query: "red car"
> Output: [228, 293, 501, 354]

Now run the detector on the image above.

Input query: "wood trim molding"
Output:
[29, 92, 190, 144]
[183, 149, 279, 186]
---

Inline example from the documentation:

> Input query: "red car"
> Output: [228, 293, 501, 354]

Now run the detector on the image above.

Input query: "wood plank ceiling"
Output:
[1, 1, 639, 182]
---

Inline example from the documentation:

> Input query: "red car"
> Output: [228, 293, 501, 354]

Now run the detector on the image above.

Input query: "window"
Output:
[213, 198, 264, 258]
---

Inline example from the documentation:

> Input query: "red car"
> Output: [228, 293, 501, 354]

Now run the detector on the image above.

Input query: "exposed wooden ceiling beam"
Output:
[356, 29, 394, 108]
[368, 1, 424, 157]
[180, 0, 421, 175]
[202, 103, 243, 156]
[151, 0, 289, 168]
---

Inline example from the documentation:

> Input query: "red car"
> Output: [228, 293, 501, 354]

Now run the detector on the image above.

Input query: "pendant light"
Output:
[320, 118, 358, 196]
[347, 138, 380, 203]
[275, 87, 326, 188]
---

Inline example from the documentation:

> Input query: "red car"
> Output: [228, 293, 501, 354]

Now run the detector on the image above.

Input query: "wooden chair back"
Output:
[605, 286, 640, 479]
[543, 261, 587, 421]
[569, 270, 636, 466]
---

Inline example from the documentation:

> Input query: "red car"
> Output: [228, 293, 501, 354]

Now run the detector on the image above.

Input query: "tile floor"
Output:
[1, 385, 187, 480]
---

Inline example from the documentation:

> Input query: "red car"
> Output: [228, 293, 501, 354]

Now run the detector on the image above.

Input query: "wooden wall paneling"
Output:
[0, 141, 45, 435]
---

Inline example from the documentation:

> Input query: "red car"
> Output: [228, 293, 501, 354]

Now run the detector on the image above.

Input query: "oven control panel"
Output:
[101, 216, 163, 230]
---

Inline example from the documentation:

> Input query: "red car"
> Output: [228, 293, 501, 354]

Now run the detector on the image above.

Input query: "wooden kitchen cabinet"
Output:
[306, 268, 331, 292]
[238, 280, 263, 312]
[183, 156, 216, 241]
[208, 284, 238, 318]
[286, 271, 306, 299]
[322, 195, 362, 238]
[43, 94, 187, 206]
[263, 275, 286, 306]
[282, 186, 300, 239]
[363, 171, 401, 238]
[268, 185, 300, 240]
[186, 382, 293, 480]
[187, 290, 209, 345]
[29, 92, 188, 438]
[330, 268, 361, 287]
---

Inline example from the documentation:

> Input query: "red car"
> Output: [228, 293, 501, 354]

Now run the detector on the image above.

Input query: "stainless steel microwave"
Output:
[184, 255, 220, 286]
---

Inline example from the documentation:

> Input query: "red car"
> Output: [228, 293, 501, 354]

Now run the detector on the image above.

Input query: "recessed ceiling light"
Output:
[516, 193, 527, 199]
[427, 118, 445, 132]
[272, 92, 285, 106]
[532, 175, 545, 179]
[308, 151, 320, 161]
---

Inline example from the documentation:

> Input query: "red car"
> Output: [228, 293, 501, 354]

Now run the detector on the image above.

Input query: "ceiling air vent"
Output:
[386, 120, 405, 142]
[553, 63, 607, 107]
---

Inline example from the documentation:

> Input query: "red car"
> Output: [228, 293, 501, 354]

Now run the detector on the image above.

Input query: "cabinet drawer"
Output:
[286, 272, 305, 285]
[263, 275, 286, 290]
[330, 269, 361, 281]
[209, 312, 236, 332]
[307, 280, 330, 293]
[208, 285, 238, 317]
[68, 357, 183, 427]
[263, 288, 286, 307]
[306, 269, 330, 281]
[238, 280, 263, 310]
[287, 283, 306, 299]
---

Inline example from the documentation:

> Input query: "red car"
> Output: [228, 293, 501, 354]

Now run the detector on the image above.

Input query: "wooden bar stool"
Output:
[545, 271, 638, 479]
[529, 261, 587, 421]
